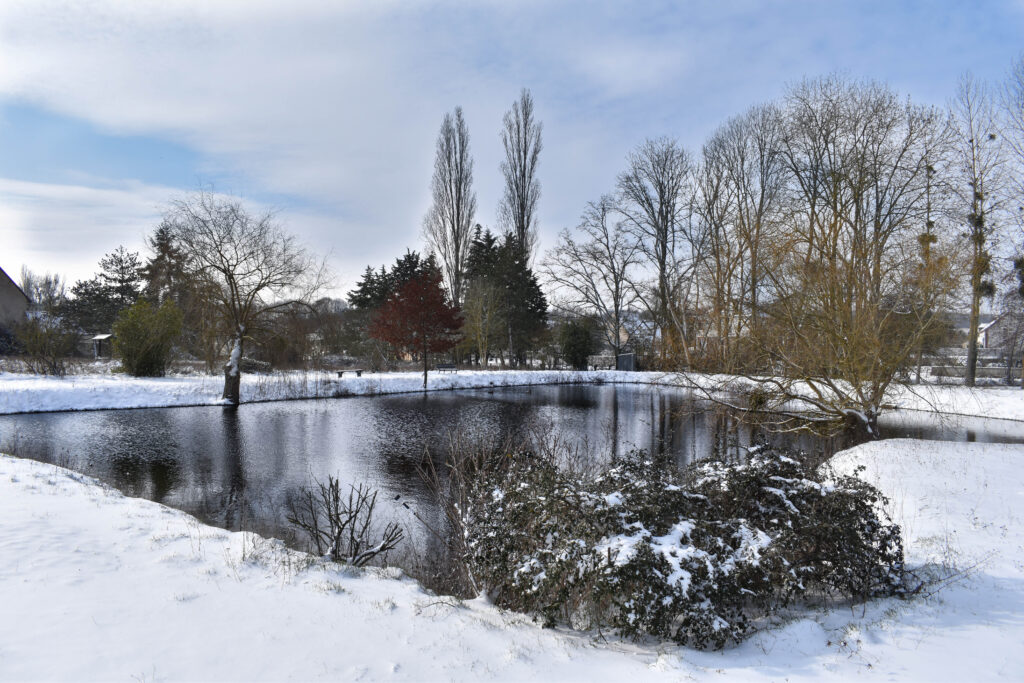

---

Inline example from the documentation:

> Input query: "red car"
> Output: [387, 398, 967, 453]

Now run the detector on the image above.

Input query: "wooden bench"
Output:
[435, 363, 457, 373]
[336, 369, 364, 377]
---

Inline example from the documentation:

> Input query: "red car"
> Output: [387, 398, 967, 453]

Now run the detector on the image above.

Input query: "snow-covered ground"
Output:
[0, 369, 657, 415]
[889, 382, 1024, 422]
[2, 439, 1022, 681]
[1, 367, 1022, 422]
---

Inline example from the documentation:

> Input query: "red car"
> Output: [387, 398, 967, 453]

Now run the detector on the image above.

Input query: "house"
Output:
[0, 265, 30, 331]
[979, 313, 1024, 356]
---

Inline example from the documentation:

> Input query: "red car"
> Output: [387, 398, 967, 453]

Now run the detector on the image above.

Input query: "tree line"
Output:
[541, 65, 1024, 435]
[8, 62, 1024, 426]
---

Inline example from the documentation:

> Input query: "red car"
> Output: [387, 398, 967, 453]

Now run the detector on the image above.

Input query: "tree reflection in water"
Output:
[2, 384, 1023, 557]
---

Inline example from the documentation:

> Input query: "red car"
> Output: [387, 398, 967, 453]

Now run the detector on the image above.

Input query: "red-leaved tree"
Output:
[369, 267, 463, 388]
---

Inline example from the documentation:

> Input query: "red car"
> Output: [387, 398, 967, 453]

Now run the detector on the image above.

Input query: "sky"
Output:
[0, 0, 1022, 296]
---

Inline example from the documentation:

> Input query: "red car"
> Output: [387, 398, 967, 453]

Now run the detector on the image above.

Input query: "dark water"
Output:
[2, 384, 1023, 551]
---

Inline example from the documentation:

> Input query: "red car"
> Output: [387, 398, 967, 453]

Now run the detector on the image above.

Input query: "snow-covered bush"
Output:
[464, 446, 905, 649]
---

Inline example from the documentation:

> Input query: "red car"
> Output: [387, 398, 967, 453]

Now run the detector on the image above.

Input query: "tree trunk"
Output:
[422, 341, 429, 390]
[915, 344, 924, 385]
[845, 408, 880, 443]
[966, 289, 980, 387]
[223, 328, 244, 406]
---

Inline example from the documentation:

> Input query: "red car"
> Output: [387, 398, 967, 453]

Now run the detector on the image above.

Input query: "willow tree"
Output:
[165, 192, 327, 405]
[749, 77, 955, 437]
[685, 76, 957, 439]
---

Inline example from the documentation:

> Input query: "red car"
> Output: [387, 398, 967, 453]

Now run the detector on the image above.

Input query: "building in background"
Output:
[0, 266, 29, 331]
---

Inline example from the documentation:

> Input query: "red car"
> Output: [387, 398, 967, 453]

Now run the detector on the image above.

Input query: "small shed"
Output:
[91, 334, 113, 359]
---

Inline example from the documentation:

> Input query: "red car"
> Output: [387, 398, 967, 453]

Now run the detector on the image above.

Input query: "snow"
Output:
[226, 335, 242, 377]
[888, 383, 1024, 422]
[3, 439, 1024, 680]
[0, 369, 663, 415]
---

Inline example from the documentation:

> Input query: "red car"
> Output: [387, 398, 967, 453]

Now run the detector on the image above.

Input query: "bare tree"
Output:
[461, 278, 503, 365]
[499, 88, 543, 258]
[952, 74, 1007, 386]
[543, 196, 641, 357]
[1001, 56, 1024, 388]
[616, 137, 694, 364]
[164, 192, 327, 404]
[424, 106, 477, 305]
[1002, 55, 1024, 214]
[683, 77, 957, 438]
[690, 105, 788, 372]
[718, 105, 787, 336]
[691, 132, 741, 370]
[753, 76, 956, 435]
[19, 266, 66, 314]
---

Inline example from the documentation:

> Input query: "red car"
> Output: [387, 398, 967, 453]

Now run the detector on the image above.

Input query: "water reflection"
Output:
[1, 384, 1023, 549]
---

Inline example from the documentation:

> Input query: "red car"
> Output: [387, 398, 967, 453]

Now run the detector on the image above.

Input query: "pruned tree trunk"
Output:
[223, 328, 244, 406]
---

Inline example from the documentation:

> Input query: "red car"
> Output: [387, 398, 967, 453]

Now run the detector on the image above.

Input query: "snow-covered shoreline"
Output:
[1, 367, 1022, 422]
[3, 439, 1023, 680]
[0, 369, 661, 415]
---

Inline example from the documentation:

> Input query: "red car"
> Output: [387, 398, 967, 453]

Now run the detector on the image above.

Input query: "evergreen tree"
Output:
[497, 233, 547, 365]
[140, 224, 189, 305]
[388, 250, 434, 293]
[98, 246, 143, 311]
[465, 226, 502, 278]
[347, 266, 391, 310]
[61, 278, 120, 332]
[347, 250, 438, 311]
[460, 227, 505, 364]
[559, 319, 598, 370]
[61, 246, 143, 332]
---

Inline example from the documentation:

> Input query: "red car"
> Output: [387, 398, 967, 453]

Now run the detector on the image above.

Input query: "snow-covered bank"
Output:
[0, 369, 657, 415]
[2, 440, 1023, 680]
[889, 383, 1024, 422]
[1, 367, 1022, 422]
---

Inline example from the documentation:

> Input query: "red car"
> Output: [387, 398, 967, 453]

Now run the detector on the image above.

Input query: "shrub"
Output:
[239, 356, 271, 373]
[463, 445, 905, 649]
[113, 299, 183, 376]
[286, 475, 404, 567]
[14, 316, 79, 376]
[0, 325, 21, 356]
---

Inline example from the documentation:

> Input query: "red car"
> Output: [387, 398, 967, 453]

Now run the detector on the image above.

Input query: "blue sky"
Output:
[0, 0, 1022, 292]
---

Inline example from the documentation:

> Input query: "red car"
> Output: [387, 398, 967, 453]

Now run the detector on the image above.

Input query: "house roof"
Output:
[979, 316, 1002, 334]
[0, 265, 30, 304]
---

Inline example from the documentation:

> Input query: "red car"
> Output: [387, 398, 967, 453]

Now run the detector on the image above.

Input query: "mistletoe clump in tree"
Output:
[369, 264, 462, 388]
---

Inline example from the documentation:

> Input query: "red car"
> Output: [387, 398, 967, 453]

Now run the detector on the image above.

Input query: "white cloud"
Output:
[571, 42, 689, 98]
[0, 0, 1021, 294]
[0, 177, 167, 283]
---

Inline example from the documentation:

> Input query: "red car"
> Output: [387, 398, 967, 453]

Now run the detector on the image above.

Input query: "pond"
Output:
[2, 383, 1023, 556]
